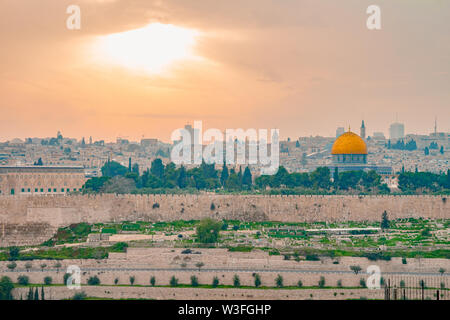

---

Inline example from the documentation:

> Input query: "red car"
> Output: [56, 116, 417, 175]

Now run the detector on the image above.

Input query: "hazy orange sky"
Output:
[1, 0, 449, 142]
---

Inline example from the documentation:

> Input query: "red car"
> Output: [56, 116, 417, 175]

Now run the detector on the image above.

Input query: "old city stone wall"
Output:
[0, 194, 448, 246]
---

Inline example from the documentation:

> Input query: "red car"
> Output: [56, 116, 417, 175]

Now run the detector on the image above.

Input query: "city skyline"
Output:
[1, 0, 449, 141]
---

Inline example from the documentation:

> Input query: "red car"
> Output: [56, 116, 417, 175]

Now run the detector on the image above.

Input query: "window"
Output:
[61, 188, 65, 192]
[53, 188, 57, 192]
[21, 188, 25, 192]
[35, 188, 38, 192]
[27, 188, 31, 192]
[40, 188, 44, 192]
[48, 188, 52, 192]
[10, 189, 15, 195]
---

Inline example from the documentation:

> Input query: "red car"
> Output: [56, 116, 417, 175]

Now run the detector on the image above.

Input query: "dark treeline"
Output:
[82, 159, 450, 195]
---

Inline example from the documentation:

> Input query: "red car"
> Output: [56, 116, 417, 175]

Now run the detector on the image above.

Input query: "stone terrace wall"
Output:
[0, 194, 448, 228]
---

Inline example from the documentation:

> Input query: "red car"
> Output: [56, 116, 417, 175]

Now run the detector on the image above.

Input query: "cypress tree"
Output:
[220, 163, 229, 187]
[242, 167, 252, 188]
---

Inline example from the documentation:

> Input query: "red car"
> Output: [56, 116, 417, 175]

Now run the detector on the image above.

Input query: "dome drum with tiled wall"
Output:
[331, 131, 367, 164]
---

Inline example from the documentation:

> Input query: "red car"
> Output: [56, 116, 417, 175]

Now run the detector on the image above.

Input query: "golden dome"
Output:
[331, 131, 367, 155]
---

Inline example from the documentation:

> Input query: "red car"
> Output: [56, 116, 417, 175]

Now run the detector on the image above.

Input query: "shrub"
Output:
[6, 262, 17, 270]
[212, 276, 219, 288]
[190, 275, 199, 287]
[129, 276, 135, 285]
[150, 276, 156, 286]
[170, 276, 179, 287]
[318, 276, 325, 288]
[72, 292, 87, 300]
[297, 280, 303, 288]
[275, 274, 283, 288]
[54, 262, 62, 272]
[43, 276, 52, 285]
[195, 262, 205, 271]
[350, 265, 362, 275]
[254, 274, 261, 287]
[400, 280, 405, 288]
[305, 254, 320, 261]
[196, 219, 222, 243]
[63, 273, 71, 285]
[114, 278, 119, 285]
[337, 280, 342, 288]
[359, 278, 366, 288]
[402, 257, 407, 264]
[87, 276, 100, 285]
[233, 274, 240, 287]
[25, 262, 32, 271]
[0, 276, 14, 300]
[17, 275, 29, 286]
[8, 247, 20, 261]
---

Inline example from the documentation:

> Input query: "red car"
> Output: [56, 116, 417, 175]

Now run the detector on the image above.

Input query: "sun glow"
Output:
[96, 23, 199, 74]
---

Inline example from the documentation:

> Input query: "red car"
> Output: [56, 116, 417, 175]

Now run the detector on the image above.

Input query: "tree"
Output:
[100, 176, 136, 194]
[41, 286, 45, 301]
[34, 158, 44, 166]
[129, 276, 135, 285]
[150, 158, 165, 179]
[150, 276, 156, 286]
[27, 287, 33, 300]
[310, 167, 331, 189]
[25, 262, 32, 272]
[101, 160, 128, 177]
[440, 146, 444, 154]
[9, 246, 20, 260]
[275, 274, 283, 288]
[424, 147, 429, 156]
[17, 275, 29, 285]
[233, 274, 240, 287]
[254, 273, 261, 287]
[34, 287, 39, 300]
[359, 278, 366, 288]
[54, 262, 62, 273]
[87, 276, 100, 285]
[170, 276, 179, 287]
[44, 276, 52, 285]
[318, 276, 326, 288]
[72, 292, 87, 300]
[242, 167, 252, 188]
[6, 262, 17, 271]
[439, 268, 446, 275]
[195, 262, 205, 271]
[381, 211, 390, 230]
[190, 275, 199, 287]
[220, 164, 229, 187]
[196, 219, 222, 243]
[0, 276, 14, 300]
[212, 276, 219, 288]
[132, 163, 140, 175]
[177, 166, 187, 188]
[350, 265, 362, 275]
[297, 280, 303, 288]
[40, 263, 47, 272]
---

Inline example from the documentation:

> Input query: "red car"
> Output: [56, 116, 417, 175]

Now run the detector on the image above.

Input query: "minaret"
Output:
[360, 120, 366, 139]
[434, 117, 437, 136]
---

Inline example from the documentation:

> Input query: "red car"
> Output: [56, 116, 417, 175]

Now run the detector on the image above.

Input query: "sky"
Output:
[0, 0, 449, 142]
